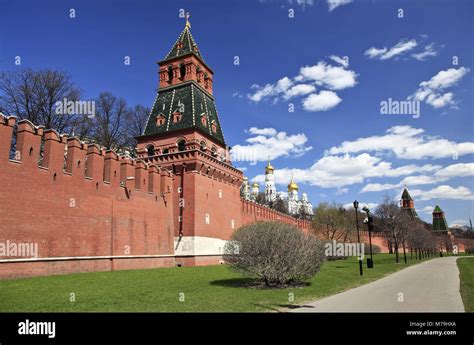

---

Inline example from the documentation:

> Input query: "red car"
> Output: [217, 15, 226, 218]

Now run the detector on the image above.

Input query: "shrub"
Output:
[223, 221, 324, 287]
[363, 243, 381, 255]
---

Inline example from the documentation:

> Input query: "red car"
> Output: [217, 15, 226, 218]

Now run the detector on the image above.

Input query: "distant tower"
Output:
[301, 192, 313, 215]
[432, 205, 449, 233]
[287, 175, 299, 215]
[241, 177, 250, 200]
[264, 159, 277, 204]
[251, 181, 260, 201]
[400, 187, 419, 218]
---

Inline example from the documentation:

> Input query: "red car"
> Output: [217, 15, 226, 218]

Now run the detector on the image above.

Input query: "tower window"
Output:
[179, 64, 186, 79]
[211, 147, 217, 157]
[211, 121, 217, 133]
[167, 66, 173, 82]
[177, 140, 186, 152]
[200, 140, 206, 152]
[147, 145, 155, 157]
[201, 114, 207, 126]
[173, 111, 183, 123]
[156, 114, 166, 126]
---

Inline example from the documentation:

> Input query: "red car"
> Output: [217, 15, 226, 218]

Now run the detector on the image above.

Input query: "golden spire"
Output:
[265, 156, 274, 174]
[185, 12, 191, 29]
[287, 174, 298, 192]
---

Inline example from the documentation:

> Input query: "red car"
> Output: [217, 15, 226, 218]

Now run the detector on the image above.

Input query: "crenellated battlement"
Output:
[240, 198, 312, 231]
[0, 113, 175, 198]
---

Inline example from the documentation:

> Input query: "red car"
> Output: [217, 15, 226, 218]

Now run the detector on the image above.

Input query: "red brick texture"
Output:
[0, 115, 311, 279]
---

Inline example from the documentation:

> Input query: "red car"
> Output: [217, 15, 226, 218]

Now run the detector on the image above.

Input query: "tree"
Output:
[374, 196, 405, 263]
[273, 197, 289, 215]
[312, 202, 353, 241]
[0, 68, 82, 133]
[223, 221, 324, 287]
[124, 104, 150, 149]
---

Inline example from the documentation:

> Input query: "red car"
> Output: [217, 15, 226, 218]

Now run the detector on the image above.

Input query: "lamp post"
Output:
[353, 200, 363, 276]
[362, 206, 374, 268]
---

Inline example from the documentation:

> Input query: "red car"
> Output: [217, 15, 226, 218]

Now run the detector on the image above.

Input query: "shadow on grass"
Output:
[210, 278, 311, 290]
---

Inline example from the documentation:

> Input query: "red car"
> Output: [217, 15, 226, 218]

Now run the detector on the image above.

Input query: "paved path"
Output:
[292, 257, 466, 312]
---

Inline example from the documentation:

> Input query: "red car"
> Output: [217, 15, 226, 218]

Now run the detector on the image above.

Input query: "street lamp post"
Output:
[363, 206, 374, 268]
[353, 200, 363, 276]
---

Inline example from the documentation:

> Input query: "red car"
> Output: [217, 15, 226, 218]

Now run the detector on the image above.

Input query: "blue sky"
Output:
[0, 0, 473, 226]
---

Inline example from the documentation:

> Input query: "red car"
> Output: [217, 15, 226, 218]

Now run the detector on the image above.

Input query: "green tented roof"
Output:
[401, 188, 413, 201]
[141, 83, 225, 145]
[162, 26, 205, 63]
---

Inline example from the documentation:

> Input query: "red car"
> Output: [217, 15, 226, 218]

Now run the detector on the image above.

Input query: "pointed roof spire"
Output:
[433, 205, 443, 213]
[401, 187, 413, 201]
[162, 14, 205, 63]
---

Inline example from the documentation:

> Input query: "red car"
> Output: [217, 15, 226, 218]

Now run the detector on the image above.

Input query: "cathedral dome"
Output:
[265, 159, 274, 174]
[287, 175, 298, 192]
[252, 181, 259, 188]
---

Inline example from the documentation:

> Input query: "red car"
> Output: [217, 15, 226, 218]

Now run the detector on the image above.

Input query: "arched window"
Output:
[201, 113, 207, 126]
[147, 145, 155, 157]
[177, 139, 186, 152]
[173, 111, 182, 123]
[156, 114, 166, 126]
[200, 140, 206, 152]
[179, 63, 186, 79]
[167, 66, 173, 82]
[211, 146, 217, 157]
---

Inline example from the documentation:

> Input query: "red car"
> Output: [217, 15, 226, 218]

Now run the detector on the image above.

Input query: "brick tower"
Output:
[400, 187, 419, 218]
[135, 16, 243, 265]
[432, 205, 449, 233]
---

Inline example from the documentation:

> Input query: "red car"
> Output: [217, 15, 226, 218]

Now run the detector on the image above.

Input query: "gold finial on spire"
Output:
[185, 12, 191, 29]
[265, 156, 274, 174]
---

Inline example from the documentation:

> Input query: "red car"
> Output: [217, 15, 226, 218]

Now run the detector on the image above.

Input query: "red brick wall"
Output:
[0, 115, 316, 279]
[0, 116, 176, 279]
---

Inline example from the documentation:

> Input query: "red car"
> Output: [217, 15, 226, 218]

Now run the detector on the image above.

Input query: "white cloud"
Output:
[298, 62, 357, 90]
[328, 125, 474, 160]
[231, 127, 312, 163]
[327, 0, 353, 12]
[401, 175, 446, 186]
[365, 39, 418, 60]
[421, 206, 435, 214]
[248, 127, 278, 136]
[283, 84, 316, 100]
[409, 67, 470, 109]
[413, 185, 474, 200]
[329, 55, 349, 68]
[435, 163, 474, 178]
[361, 183, 400, 193]
[336, 188, 348, 195]
[302, 91, 342, 111]
[247, 60, 357, 111]
[254, 153, 441, 189]
[411, 43, 438, 61]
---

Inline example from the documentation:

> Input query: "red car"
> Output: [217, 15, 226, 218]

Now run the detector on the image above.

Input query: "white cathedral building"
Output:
[241, 160, 314, 216]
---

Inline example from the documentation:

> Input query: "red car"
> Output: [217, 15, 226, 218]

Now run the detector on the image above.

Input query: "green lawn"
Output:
[0, 254, 432, 312]
[457, 257, 474, 312]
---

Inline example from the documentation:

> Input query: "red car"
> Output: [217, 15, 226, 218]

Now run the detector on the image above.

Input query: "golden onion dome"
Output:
[252, 181, 259, 188]
[287, 175, 298, 192]
[265, 159, 274, 174]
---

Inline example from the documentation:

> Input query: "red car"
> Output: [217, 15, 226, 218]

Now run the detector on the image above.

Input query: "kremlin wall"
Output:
[0, 20, 468, 280]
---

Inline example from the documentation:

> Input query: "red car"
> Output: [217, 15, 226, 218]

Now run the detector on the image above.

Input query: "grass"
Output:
[0, 254, 433, 312]
[457, 257, 474, 312]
